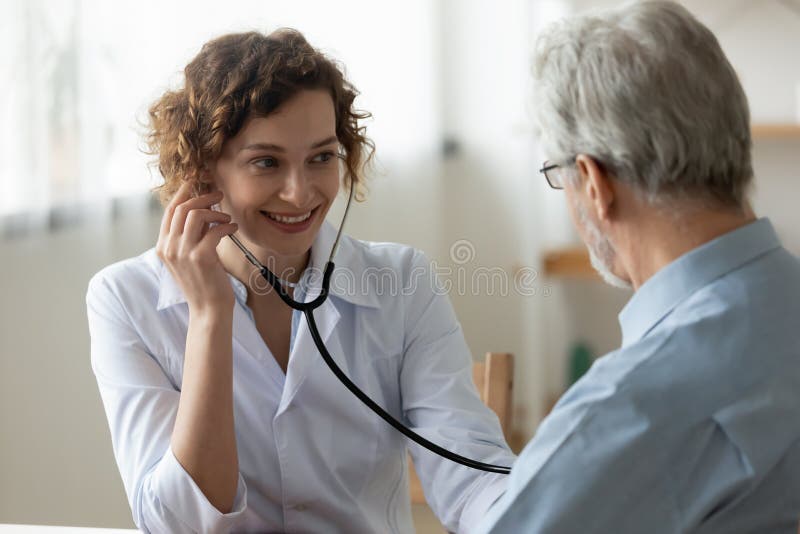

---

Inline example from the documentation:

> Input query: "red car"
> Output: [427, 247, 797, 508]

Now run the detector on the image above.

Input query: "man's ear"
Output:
[575, 154, 615, 223]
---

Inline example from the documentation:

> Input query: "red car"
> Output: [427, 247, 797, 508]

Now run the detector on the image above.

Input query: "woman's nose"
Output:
[279, 167, 313, 207]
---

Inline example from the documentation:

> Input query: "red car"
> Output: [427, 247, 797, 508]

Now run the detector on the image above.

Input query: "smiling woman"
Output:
[86, 28, 515, 533]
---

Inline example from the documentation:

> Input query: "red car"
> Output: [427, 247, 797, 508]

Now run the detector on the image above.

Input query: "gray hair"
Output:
[532, 0, 752, 208]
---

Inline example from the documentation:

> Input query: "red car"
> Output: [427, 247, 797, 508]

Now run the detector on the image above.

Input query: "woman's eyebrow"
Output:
[310, 136, 339, 149]
[240, 142, 284, 153]
[240, 136, 339, 153]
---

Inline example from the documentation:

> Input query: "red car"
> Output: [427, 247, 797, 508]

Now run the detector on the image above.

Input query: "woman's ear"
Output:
[190, 180, 205, 198]
[197, 167, 218, 195]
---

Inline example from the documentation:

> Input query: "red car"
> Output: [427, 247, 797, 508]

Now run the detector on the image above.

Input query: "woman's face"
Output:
[213, 89, 341, 260]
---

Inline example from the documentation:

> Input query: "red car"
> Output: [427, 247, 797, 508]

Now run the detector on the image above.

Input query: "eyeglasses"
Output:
[539, 157, 580, 189]
[539, 161, 566, 189]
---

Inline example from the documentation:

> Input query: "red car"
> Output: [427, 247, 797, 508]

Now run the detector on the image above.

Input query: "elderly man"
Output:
[478, 1, 800, 532]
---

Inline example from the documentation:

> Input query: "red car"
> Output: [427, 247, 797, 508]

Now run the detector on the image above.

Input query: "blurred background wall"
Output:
[1, 0, 798, 528]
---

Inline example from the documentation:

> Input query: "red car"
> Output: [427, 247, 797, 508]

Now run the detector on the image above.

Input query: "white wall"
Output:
[436, 0, 550, 439]
[0, 207, 160, 527]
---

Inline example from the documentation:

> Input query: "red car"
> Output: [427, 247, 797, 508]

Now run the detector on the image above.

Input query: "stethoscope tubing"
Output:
[259, 261, 511, 474]
[303, 287, 511, 474]
[230, 180, 511, 475]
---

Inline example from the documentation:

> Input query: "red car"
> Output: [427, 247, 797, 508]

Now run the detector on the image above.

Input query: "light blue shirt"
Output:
[479, 218, 800, 533]
[87, 221, 513, 534]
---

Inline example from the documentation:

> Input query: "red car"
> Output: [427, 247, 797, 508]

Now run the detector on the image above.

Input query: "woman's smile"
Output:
[259, 206, 319, 234]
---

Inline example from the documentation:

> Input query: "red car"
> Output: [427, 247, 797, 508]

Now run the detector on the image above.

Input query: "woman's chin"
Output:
[240, 228, 315, 261]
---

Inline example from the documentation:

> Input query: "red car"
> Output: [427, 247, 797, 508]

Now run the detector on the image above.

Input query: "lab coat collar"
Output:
[156, 219, 381, 311]
[302, 219, 382, 308]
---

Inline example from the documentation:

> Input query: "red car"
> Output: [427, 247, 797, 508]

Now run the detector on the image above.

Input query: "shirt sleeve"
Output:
[400, 250, 516, 533]
[86, 270, 247, 533]
[479, 362, 688, 534]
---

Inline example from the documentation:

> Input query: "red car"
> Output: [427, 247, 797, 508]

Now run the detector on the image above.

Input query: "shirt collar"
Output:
[618, 217, 781, 347]
[156, 219, 381, 311]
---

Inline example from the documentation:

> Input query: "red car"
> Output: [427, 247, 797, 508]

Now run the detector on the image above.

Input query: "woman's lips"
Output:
[260, 207, 318, 234]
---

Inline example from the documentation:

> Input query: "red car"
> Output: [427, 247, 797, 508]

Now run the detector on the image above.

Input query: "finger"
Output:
[183, 209, 232, 244]
[159, 181, 193, 241]
[198, 222, 239, 251]
[169, 190, 224, 237]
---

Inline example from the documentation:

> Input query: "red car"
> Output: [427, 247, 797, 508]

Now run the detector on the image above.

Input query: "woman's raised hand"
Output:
[156, 181, 239, 313]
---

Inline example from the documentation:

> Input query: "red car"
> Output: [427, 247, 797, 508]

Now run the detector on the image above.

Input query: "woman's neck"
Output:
[216, 235, 310, 298]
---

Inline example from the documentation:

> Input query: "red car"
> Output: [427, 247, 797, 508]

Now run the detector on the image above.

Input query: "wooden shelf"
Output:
[542, 246, 596, 279]
[752, 123, 800, 139]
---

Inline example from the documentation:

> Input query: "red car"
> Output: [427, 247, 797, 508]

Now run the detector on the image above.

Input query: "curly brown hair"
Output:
[146, 28, 374, 205]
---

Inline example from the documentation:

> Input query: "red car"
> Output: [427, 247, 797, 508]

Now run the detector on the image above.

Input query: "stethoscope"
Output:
[226, 180, 511, 475]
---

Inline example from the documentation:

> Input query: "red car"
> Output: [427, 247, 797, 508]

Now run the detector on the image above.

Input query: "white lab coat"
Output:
[87, 220, 514, 534]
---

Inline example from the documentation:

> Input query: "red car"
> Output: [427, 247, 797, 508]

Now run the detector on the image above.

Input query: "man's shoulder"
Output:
[660, 248, 800, 364]
[607, 268, 800, 421]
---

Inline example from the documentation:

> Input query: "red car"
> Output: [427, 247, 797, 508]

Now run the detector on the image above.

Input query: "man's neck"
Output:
[619, 205, 756, 290]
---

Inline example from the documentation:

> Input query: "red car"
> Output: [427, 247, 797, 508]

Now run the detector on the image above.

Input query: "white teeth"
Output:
[264, 211, 312, 224]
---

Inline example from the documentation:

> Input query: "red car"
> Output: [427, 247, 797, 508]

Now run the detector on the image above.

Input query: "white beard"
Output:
[577, 204, 632, 290]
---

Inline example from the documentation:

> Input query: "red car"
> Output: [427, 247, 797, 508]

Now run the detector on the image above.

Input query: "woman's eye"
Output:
[253, 157, 278, 169]
[311, 152, 335, 164]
